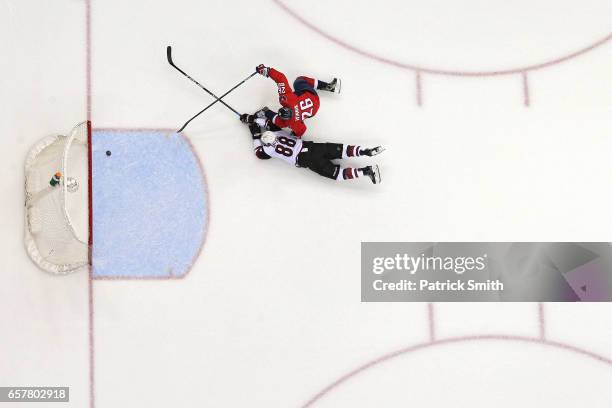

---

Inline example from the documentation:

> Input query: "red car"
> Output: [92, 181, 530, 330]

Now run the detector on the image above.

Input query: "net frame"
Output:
[24, 121, 91, 275]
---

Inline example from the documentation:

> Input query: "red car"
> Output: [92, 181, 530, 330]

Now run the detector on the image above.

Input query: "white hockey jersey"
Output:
[253, 129, 303, 166]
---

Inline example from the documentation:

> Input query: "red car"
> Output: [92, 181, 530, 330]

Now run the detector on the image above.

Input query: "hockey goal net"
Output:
[24, 122, 91, 274]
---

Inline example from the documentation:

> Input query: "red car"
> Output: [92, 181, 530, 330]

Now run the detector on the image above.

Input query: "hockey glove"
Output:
[248, 123, 262, 138]
[256, 64, 270, 77]
[240, 113, 255, 124]
[278, 106, 292, 120]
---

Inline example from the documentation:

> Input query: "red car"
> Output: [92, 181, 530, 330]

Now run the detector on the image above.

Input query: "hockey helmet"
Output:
[261, 131, 277, 146]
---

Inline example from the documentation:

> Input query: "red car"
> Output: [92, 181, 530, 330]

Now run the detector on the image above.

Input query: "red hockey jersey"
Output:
[268, 68, 320, 137]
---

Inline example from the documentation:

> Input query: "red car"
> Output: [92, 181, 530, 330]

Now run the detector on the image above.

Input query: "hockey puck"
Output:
[106, 150, 111, 156]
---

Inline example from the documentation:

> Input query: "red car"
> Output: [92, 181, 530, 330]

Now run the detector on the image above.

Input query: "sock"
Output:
[336, 167, 360, 181]
[342, 145, 362, 159]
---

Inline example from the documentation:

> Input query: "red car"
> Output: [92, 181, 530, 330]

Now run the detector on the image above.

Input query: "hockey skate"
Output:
[322, 78, 341, 94]
[360, 146, 385, 157]
[360, 165, 381, 184]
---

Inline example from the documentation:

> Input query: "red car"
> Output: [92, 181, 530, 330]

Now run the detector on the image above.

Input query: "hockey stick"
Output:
[167, 45, 243, 117]
[176, 71, 257, 133]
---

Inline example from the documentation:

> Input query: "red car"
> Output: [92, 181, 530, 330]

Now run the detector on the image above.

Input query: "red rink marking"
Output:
[86, 0, 92, 121]
[85, 0, 94, 405]
[522, 72, 531, 107]
[84, 0, 207, 403]
[273, 0, 612, 77]
[301, 303, 563, 407]
[538, 303, 546, 340]
[415, 71, 423, 107]
[87, 119, 94, 408]
[273, 0, 612, 106]
[300, 334, 612, 407]
[427, 303, 435, 342]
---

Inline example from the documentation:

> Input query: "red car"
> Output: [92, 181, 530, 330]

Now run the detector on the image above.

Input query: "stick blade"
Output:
[166, 45, 173, 65]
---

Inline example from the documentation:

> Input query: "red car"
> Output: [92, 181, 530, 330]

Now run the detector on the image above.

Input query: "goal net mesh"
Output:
[24, 122, 90, 274]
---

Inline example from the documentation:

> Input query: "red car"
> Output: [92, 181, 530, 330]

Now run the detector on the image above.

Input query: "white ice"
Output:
[1, 0, 612, 407]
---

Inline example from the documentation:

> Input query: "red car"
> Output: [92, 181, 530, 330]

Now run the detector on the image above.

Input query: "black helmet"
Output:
[278, 106, 292, 120]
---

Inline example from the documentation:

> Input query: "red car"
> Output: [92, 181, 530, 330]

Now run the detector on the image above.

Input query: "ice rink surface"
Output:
[1, 0, 612, 406]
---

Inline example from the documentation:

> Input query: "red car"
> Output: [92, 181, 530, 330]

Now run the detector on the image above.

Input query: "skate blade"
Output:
[371, 146, 385, 156]
[373, 164, 381, 184]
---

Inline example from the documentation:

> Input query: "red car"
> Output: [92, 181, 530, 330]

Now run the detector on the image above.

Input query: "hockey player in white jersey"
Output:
[241, 111, 383, 184]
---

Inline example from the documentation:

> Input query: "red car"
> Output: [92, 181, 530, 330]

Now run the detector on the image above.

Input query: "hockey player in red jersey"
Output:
[249, 64, 340, 137]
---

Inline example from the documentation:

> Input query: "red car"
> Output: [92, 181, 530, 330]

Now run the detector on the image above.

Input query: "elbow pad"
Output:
[255, 146, 271, 160]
